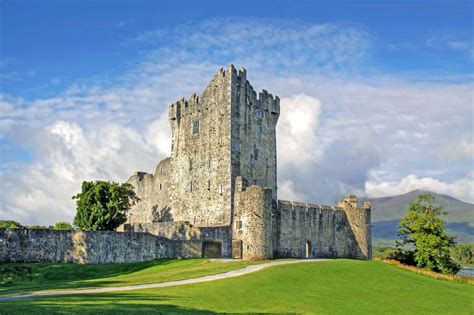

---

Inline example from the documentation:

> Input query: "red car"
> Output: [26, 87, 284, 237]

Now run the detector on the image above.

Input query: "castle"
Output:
[122, 65, 372, 260]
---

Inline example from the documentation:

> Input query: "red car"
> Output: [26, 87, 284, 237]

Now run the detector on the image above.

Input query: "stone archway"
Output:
[305, 241, 311, 258]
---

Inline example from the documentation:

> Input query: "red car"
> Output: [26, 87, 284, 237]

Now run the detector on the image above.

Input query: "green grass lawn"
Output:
[0, 259, 472, 314]
[0, 259, 262, 296]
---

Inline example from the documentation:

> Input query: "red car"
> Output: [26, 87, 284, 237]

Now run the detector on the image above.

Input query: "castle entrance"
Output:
[202, 241, 222, 258]
[232, 240, 243, 259]
[305, 241, 311, 258]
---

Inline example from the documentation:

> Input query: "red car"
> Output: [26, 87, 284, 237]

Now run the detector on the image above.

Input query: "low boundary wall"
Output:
[0, 228, 202, 264]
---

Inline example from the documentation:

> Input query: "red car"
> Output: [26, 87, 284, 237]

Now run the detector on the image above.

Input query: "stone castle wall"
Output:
[232, 183, 273, 260]
[0, 229, 201, 264]
[123, 222, 233, 258]
[274, 201, 367, 259]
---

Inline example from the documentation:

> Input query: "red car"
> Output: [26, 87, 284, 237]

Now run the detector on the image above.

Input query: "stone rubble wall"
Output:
[274, 200, 367, 259]
[0, 228, 202, 264]
[123, 222, 232, 258]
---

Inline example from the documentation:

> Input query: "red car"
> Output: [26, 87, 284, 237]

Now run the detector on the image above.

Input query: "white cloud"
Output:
[365, 173, 474, 203]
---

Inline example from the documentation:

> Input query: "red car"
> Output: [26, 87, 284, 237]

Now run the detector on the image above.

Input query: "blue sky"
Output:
[1, 0, 473, 224]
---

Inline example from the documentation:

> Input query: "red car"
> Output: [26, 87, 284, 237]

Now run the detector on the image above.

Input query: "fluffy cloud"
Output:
[366, 173, 474, 203]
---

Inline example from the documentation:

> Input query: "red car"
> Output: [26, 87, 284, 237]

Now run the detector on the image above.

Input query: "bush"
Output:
[0, 220, 24, 229]
[53, 222, 73, 231]
[451, 244, 474, 266]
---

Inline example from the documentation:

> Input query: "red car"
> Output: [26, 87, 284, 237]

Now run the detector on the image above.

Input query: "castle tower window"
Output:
[256, 109, 262, 119]
[189, 159, 193, 171]
[258, 126, 263, 134]
[218, 136, 223, 146]
[159, 183, 162, 190]
[192, 120, 200, 134]
[219, 185, 223, 195]
[236, 221, 242, 230]
[208, 158, 211, 168]
[253, 179, 257, 185]
[208, 180, 211, 190]
[189, 181, 193, 192]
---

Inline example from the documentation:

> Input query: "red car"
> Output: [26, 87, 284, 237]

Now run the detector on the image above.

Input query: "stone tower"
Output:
[126, 65, 279, 228]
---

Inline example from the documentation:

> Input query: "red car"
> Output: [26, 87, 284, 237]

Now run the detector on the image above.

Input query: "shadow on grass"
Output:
[0, 259, 189, 297]
[0, 293, 217, 314]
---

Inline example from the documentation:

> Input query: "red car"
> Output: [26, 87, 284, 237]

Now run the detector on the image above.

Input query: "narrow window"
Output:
[256, 110, 262, 119]
[208, 158, 211, 168]
[189, 159, 193, 171]
[236, 221, 242, 229]
[219, 185, 223, 195]
[192, 120, 200, 134]
[159, 183, 162, 190]
[208, 180, 211, 190]
[218, 136, 223, 146]
[189, 181, 193, 192]
[258, 126, 263, 134]
[253, 179, 257, 185]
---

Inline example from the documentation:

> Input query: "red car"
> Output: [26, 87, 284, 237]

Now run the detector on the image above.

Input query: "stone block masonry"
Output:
[0, 229, 201, 264]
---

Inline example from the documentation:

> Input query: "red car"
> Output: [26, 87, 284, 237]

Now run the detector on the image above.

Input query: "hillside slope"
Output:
[362, 190, 474, 243]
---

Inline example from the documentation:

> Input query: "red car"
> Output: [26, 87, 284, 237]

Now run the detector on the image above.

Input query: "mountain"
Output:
[361, 190, 474, 244]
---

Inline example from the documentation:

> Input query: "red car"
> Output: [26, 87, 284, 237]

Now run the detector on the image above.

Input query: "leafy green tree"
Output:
[397, 193, 459, 274]
[54, 222, 74, 231]
[73, 181, 138, 231]
[0, 220, 24, 229]
[451, 244, 474, 266]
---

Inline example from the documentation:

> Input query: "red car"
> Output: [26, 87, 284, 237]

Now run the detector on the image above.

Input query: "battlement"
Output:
[277, 199, 345, 213]
[168, 65, 279, 123]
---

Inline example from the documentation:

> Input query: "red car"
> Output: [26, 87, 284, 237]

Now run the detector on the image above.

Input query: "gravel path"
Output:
[0, 259, 331, 301]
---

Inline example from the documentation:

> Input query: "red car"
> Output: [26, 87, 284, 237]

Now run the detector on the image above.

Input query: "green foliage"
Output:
[397, 193, 459, 274]
[26, 225, 48, 229]
[0, 220, 24, 229]
[53, 222, 73, 231]
[72, 181, 139, 231]
[451, 243, 474, 266]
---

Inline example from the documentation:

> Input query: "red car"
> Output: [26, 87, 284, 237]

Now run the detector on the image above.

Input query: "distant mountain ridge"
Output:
[361, 190, 474, 244]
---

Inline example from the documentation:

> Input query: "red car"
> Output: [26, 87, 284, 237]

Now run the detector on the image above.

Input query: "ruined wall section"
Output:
[231, 67, 280, 203]
[338, 196, 372, 259]
[275, 200, 364, 259]
[0, 229, 202, 264]
[168, 66, 233, 227]
[126, 157, 172, 224]
[123, 222, 232, 258]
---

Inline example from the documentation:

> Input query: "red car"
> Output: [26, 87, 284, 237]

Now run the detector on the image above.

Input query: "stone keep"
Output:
[124, 65, 371, 261]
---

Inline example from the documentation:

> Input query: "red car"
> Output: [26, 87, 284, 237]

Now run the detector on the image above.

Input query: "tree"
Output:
[54, 221, 73, 231]
[397, 193, 459, 274]
[73, 181, 138, 231]
[451, 244, 474, 266]
[0, 220, 24, 229]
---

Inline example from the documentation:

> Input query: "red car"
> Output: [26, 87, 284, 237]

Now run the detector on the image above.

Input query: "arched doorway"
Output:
[305, 241, 311, 258]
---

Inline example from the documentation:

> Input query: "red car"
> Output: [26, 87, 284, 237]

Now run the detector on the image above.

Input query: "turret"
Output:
[337, 195, 372, 260]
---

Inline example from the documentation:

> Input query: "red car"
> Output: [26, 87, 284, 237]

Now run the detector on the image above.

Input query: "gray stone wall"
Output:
[0, 229, 201, 264]
[274, 200, 366, 259]
[123, 222, 232, 258]
[232, 180, 273, 260]
[231, 67, 280, 206]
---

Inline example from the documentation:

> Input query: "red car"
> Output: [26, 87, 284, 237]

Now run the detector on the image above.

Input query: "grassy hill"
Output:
[361, 190, 474, 244]
[0, 260, 472, 314]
